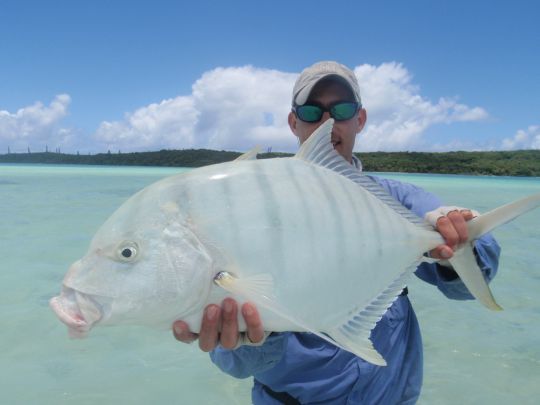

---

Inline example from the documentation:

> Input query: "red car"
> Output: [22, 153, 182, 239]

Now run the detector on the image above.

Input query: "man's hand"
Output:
[428, 208, 477, 260]
[172, 298, 265, 352]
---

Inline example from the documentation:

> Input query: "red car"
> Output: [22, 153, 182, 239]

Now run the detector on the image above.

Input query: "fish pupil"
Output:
[121, 248, 132, 258]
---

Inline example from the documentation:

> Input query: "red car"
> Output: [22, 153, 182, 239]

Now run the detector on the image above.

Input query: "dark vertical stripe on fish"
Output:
[357, 183, 384, 258]
[310, 167, 347, 271]
[335, 173, 364, 241]
[218, 172, 242, 255]
[284, 160, 316, 260]
[253, 162, 286, 272]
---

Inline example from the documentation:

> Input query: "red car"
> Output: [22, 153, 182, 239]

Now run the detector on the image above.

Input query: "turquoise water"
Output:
[1, 164, 539, 404]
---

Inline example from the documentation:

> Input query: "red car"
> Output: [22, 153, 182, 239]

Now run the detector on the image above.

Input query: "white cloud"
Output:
[354, 62, 489, 151]
[0, 94, 72, 152]
[92, 63, 488, 153]
[501, 125, 540, 150]
[191, 67, 295, 151]
[95, 96, 198, 151]
[1, 63, 492, 153]
[93, 66, 295, 152]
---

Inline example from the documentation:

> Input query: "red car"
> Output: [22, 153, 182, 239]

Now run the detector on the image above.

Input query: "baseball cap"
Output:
[292, 61, 362, 106]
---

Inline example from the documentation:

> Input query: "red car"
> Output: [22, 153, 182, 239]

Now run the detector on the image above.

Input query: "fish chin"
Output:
[49, 286, 105, 338]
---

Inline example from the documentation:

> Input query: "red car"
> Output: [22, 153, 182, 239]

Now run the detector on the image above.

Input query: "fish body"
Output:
[169, 157, 441, 332]
[50, 120, 540, 365]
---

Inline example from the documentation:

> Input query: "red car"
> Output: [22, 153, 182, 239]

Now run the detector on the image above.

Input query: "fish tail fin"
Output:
[448, 243, 503, 311]
[448, 193, 540, 311]
[467, 193, 540, 240]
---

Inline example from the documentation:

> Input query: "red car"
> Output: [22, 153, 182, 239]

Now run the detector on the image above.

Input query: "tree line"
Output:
[1, 149, 539, 176]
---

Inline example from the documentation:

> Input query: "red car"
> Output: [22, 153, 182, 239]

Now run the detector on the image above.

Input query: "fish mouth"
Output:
[49, 286, 104, 338]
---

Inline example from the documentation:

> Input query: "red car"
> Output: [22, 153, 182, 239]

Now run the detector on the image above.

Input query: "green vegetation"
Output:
[356, 150, 540, 176]
[1, 149, 539, 176]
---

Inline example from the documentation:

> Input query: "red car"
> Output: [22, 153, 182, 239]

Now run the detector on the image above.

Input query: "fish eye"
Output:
[121, 248, 134, 258]
[117, 242, 138, 262]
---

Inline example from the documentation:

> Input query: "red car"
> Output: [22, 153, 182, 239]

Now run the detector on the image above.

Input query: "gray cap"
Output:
[292, 61, 362, 106]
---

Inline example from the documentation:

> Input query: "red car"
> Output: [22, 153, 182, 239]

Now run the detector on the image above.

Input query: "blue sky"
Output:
[1, 0, 539, 153]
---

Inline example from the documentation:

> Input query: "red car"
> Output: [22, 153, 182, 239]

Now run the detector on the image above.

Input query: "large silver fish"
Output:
[50, 119, 540, 365]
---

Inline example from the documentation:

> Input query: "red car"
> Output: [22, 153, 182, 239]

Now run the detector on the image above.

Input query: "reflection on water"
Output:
[1, 164, 539, 404]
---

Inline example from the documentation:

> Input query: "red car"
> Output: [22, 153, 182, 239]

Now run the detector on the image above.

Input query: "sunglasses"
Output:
[293, 101, 361, 123]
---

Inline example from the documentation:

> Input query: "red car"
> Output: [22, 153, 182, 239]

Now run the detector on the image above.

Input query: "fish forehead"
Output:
[90, 178, 189, 248]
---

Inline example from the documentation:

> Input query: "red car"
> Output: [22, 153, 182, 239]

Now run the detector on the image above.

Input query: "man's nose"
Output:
[321, 112, 332, 122]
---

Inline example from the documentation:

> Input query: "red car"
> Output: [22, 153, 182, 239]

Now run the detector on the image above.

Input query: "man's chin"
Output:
[332, 144, 349, 162]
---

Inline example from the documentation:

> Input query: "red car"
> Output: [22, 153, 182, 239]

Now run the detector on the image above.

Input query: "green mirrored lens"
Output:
[297, 105, 323, 122]
[331, 103, 357, 121]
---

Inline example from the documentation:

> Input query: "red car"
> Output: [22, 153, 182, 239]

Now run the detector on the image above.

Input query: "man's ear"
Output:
[357, 108, 367, 133]
[288, 111, 297, 136]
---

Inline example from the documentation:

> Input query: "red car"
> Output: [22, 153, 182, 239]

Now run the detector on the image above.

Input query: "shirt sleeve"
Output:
[369, 175, 501, 300]
[209, 333, 287, 379]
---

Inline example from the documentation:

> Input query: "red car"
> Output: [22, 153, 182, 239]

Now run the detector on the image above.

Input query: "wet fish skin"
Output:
[50, 119, 540, 365]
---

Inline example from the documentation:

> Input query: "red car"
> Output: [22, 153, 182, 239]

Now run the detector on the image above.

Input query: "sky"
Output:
[0, 0, 539, 154]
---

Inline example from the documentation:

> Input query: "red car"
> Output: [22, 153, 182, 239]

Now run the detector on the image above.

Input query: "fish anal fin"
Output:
[326, 328, 386, 366]
[323, 263, 422, 366]
[213, 271, 385, 364]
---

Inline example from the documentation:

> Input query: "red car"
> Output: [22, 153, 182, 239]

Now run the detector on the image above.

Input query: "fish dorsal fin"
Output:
[294, 119, 431, 230]
[235, 146, 260, 161]
[295, 118, 343, 168]
[214, 271, 386, 365]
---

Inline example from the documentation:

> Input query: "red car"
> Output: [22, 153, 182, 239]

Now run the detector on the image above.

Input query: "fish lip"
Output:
[49, 286, 104, 338]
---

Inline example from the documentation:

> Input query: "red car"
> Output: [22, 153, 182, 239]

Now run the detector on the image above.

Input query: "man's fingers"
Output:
[242, 302, 265, 344]
[429, 244, 454, 259]
[174, 302, 264, 351]
[172, 320, 198, 343]
[447, 210, 468, 244]
[461, 209, 475, 221]
[220, 298, 240, 349]
[436, 214, 460, 249]
[198, 305, 221, 352]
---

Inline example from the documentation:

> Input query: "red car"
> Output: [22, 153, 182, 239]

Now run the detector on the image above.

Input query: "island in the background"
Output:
[1, 149, 539, 176]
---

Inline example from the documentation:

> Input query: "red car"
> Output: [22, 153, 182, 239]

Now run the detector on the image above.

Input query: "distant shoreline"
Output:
[1, 149, 540, 177]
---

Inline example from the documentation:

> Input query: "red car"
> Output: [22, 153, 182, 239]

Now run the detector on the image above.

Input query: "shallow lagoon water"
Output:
[1, 164, 539, 404]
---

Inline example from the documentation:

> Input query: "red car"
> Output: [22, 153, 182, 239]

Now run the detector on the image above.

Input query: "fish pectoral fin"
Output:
[214, 271, 276, 299]
[448, 243, 503, 311]
[234, 146, 261, 161]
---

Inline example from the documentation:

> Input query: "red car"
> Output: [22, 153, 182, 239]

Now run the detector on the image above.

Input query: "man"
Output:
[173, 61, 500, 404]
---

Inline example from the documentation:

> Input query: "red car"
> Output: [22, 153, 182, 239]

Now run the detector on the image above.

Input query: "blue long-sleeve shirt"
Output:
[210, 175, 501, 404]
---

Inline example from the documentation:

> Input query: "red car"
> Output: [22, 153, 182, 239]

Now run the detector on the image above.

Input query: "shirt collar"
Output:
[351, 155, 363, 171]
